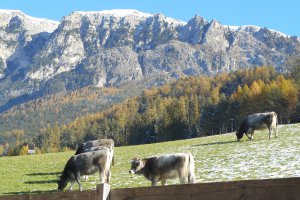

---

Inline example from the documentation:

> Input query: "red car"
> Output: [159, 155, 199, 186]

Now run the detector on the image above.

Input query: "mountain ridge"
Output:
[0, 9, 299, 113]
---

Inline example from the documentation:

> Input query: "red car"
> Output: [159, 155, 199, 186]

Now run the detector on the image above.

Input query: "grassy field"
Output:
[0, 124, 299, 196]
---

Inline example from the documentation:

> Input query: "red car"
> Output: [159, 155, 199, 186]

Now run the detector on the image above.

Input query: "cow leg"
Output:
[151, 178, 158, 186]
[245, 129, 252, 140]
[179, 177, 187, 184]
[188, 171, 195, 184]
[274, 127, 278, 138]
[68, 181, 75, 191]
[100, 171, 105, 184]
[76, 180, 83, 192]
[161, 180, 167, 186]
[268, 127, 272, 139]
[82, 175, 88, 181]
[75, 172, 83, 191]
[179, 172, 187, 184]
[106, 170, 111, 183]
[250, 130, 255, 140]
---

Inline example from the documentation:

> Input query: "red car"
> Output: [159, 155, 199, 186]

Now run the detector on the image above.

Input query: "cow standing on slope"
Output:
[58, 147, 111, 191]
[75, 139, 114, 165]
[75, 139, 115, 181]
[236, 112, 278, 141]
[129, 153, 195, 186]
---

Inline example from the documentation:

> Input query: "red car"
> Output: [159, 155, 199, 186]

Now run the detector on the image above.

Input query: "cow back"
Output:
[75, 139, 114, 155]
[143, 153, 188, 178]
[72, 148, 111, 175]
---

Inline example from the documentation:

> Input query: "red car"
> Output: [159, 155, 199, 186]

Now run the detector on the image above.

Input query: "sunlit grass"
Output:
[0, 124, 299, 195]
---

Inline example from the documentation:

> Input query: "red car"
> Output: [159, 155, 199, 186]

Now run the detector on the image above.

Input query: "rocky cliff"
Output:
[0, 9, 299, 112]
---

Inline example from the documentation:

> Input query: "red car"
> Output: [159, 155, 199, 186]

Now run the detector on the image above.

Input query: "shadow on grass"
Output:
[3, 189, 57, 195]
[192, 140, 237, 146]
[24, 180, 57, 184]
[26, 172, 61, 176]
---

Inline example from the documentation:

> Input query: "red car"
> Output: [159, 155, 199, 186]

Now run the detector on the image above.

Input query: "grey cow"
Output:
[58, 147, 112, 191]
[236, 111, 278, 141]
[75, 139, 114, 165]
[129, 153, 195, 186]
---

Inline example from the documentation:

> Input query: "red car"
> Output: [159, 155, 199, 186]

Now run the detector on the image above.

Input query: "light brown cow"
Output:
[130, 153, 195, 186]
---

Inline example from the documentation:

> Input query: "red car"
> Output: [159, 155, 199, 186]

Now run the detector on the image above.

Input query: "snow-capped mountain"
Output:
[0, 9, 299, 112]
[0, 10, 58, 75]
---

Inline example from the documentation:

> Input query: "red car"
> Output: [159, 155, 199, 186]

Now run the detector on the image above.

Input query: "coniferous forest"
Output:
[1, 63, 300, 155]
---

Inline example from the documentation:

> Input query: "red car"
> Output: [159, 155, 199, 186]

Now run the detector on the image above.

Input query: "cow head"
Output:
[57, 176, 68, 191]
[236, 131, 243, 141]
[129, 158, 144, 174]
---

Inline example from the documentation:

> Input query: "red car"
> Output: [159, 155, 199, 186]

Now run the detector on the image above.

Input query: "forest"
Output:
[1, 63, 300, 155]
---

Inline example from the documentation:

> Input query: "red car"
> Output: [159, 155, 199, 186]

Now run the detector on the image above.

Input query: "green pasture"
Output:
[0, 124, 299, 195]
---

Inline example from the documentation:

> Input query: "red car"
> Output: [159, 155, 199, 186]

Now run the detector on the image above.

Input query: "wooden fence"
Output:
[1, 177, 300, 200]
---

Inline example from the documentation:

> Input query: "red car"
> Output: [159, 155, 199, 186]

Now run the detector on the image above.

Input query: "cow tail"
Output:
[275, 112, 278, 127]
[187, 153, 195, 184]
[112, 154, 115, 166]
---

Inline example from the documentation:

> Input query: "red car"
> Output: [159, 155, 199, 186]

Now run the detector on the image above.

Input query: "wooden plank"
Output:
[0, 190, 95, 200]
[110, 177, 300, 200]
[1, 177, 300, 200]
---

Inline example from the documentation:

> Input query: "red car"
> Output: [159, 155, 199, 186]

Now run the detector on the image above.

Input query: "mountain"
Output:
[0, 9, 299, 112]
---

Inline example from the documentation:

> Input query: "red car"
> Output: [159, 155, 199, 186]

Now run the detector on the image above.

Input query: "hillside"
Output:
[0, 123, 299, 195]
[0, 9, 299, 113]
[2, 66, 299, 150]
[0, 84, 143, 137]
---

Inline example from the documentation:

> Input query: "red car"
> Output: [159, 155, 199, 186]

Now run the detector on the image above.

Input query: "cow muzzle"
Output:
[129, 170, 135, 174]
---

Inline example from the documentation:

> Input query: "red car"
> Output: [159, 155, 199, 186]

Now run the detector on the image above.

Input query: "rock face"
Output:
[0, 9, 299, 112]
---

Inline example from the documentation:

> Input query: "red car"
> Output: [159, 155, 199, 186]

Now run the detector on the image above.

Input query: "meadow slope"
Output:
[0, 124, 299, 195]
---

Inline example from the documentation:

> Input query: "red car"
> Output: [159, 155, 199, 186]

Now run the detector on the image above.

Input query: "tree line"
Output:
[1, 64, 300, 155]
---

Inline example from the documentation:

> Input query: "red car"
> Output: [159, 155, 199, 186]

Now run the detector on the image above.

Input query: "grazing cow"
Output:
[58, 148, 111, 191]
[236, 112, 278, 141]
[129, 153, 195, 186]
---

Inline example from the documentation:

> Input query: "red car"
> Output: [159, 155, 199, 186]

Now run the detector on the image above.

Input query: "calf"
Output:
[236, 111, 278, 141]
[129, 153, 195, 186]
[58, 147, 111, 191]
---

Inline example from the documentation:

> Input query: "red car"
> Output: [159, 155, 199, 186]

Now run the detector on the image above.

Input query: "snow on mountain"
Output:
[226, 24, 290, 38]
[0, 9, 59, 33]
[75, 9, 152, 18]
[0, 9, 299, 112]
[0, 10, 59, 78]
[73, 9, 186, 26]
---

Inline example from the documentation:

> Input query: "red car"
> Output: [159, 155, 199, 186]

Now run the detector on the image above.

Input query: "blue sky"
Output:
[0, 0, 299, 36]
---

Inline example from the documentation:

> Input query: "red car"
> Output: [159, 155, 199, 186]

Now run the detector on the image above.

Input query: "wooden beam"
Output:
[0, 190, 95, 200]
[110, 177, 300, 200]
[1, 177, 300, 200]
[96, 183, 110, 200]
